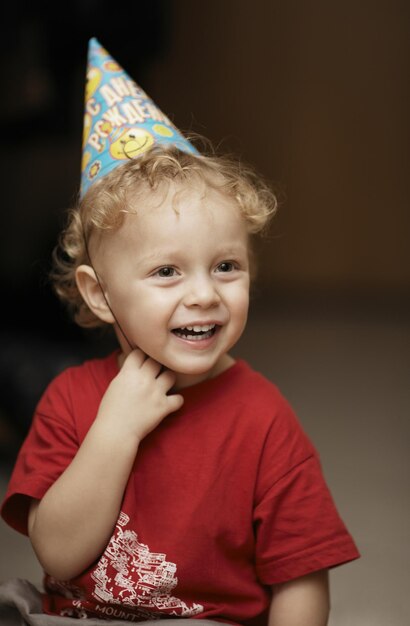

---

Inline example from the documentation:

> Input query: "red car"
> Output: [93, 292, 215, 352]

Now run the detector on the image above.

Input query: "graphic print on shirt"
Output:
[89, 511, 204, 617]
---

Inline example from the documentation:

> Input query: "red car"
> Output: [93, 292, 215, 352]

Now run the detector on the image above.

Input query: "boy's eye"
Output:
[156, 267, 175, 277]
[217, 262, 235, 272]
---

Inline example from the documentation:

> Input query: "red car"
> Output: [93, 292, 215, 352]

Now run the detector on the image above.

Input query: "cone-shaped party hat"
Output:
[80, 38, 198, 196]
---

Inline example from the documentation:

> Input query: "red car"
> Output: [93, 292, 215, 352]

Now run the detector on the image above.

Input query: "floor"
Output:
[0, 293, 409, 625]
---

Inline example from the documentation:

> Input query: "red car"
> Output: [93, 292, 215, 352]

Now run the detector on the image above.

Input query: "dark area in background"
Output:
[0, 2, 170, 462]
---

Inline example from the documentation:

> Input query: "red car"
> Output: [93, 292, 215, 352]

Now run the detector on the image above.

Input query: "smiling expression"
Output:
[92, 182, 250, 387]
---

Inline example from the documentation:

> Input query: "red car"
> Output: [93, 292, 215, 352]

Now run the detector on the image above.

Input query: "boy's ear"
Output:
[75, 264, 115, 324]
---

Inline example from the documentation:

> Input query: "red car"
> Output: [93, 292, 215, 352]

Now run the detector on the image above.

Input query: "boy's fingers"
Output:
[157, 369, 177, 390]
[167, 394, 184, 413]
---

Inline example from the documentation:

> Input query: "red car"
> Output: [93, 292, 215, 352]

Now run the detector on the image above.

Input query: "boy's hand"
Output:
[97, 349, 184, 442]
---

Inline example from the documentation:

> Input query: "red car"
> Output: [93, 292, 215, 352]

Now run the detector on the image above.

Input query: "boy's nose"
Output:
[183, 275, 221, 309]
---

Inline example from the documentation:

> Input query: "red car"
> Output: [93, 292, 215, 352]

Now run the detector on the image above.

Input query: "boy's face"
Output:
[94, 182, 250, 387]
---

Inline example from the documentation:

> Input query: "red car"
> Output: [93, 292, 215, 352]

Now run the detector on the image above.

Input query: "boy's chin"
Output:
[172, 354, 233, 384]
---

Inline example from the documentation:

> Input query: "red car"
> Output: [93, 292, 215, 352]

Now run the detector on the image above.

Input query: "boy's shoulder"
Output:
[34, 350, 119, 432]
[232, 361, 316, 476]
[205, 360, 315, 473]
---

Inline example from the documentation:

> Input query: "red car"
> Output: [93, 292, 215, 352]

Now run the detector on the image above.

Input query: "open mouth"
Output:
[172, 323, 218, 341]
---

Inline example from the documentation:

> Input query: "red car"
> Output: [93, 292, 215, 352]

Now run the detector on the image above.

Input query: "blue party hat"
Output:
[81, 38, 198, 196]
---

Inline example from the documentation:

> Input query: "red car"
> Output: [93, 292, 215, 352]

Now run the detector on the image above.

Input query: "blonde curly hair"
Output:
[52, 144, 277, 328]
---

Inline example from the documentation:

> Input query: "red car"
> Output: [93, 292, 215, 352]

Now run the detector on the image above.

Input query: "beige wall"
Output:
[149, 1, 409, 291]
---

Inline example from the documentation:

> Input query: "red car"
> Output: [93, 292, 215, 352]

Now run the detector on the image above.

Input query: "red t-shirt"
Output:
[1, 353, 359, 623]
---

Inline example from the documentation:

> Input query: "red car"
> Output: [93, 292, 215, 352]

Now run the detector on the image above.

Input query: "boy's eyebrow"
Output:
[137, 250, 179, 265]
[139, 244, 248, 265]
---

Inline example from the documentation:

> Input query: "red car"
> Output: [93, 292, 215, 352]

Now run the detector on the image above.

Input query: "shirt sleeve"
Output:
[253, 398, 360, 585]
[1, 371, 80, 535]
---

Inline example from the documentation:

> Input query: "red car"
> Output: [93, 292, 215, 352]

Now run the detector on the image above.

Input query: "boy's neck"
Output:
[116, 351, 235, 390]
[173, 353, 236, 390]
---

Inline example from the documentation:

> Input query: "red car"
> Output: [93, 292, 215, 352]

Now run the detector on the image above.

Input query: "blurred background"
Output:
[0, 1, 409, 625]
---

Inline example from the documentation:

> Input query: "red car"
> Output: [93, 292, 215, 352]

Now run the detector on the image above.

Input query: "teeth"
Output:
[183, 332, 213, 341]
[182, 324, 215, 332]
[173, 323, 217, 341]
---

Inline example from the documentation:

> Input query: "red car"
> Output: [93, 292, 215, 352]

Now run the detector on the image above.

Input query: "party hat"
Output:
[80, 38, 198, 196]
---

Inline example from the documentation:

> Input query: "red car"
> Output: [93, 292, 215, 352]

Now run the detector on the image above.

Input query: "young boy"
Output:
[1, 40, 359, 625]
